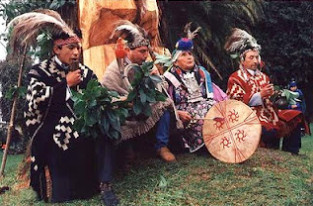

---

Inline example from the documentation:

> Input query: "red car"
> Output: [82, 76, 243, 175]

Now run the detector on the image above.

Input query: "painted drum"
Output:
[203, 100, 261, 163]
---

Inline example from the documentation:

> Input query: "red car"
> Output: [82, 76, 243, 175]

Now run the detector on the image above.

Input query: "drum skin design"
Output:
[203, 100, 261, 163]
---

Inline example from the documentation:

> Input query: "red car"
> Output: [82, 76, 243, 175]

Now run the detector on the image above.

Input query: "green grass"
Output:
[1, 128, 313, 206]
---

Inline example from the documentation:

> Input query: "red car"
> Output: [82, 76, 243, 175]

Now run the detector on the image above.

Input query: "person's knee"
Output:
[160, 110, 171, 123]
[261, 128, 279, 149]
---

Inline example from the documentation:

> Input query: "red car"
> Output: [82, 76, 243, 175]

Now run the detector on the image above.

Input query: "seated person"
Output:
[101, 21, 176, 162]
[287, 80, 306, 113]
[225, 28, 305, 155]
[98, 21, 179, 206]
[164, 37, 227, 153]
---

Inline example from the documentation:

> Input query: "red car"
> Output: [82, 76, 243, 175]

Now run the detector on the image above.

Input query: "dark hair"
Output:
[241, 47, 260, 61]
[52, 28, 82, 41]
[73, 28, 82, 38]
[52, 32, 70, 41]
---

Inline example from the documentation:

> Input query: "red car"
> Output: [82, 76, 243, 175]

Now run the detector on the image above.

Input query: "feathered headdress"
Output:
[110, 20, 150, 50]
[171, 22, 201, 62]
[224, 28, 261, 60]
[7, 9, 79, 54]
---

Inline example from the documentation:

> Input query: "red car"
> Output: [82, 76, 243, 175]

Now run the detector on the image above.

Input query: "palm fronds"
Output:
[159, 0, 265, 82]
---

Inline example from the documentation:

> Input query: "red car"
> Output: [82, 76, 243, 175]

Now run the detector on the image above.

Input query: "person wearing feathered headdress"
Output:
[164, 23, 227, 153]
[8, 9, 99, 203]
[101, 20, 176, 164]
[225, 28, 305, 155]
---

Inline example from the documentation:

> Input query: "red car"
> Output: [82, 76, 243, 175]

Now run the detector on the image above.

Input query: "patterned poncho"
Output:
[227, 66, 302, 137]
[25, 56, 97, 202]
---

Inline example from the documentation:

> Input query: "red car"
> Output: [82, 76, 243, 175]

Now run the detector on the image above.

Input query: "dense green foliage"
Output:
[0, 59, 29, 122]
[126, 62, 166, 119]
[0, 59, 29, 153]
[254, 1, 313, 119]
[255, 2, 313, 85]
[72, 79, 128, 140]
[0, 0, 75, 21]
[72, 62, 167, 140]
[4, 86, 26, 101]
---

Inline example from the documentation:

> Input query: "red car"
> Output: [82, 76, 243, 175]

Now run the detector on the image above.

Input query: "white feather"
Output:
[184, 22, 201, 40]
[110, 24, 142, 41]
[7, 10, 75, 53]
[225, 28, 260, 53]
[115, 25, 141, 36]
[8, 12, 65, 32]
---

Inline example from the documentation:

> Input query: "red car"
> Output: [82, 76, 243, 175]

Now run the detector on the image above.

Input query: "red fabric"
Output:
[199, 68, 206, 79]
[276, 109, 305, 137]
[277, 109, 302, 122]
[227, 68, 304, 137]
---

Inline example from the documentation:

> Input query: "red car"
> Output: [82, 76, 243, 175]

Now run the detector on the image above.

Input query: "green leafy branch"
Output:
[126, 62, 166, 119]
[28, 31, 54, 60]
[5, 85, 26, 100]
[72, 79, 128, 140]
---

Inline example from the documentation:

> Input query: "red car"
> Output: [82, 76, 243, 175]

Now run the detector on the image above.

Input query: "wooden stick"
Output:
[193, 117, 224, 121]
[0, 45, 27, 178]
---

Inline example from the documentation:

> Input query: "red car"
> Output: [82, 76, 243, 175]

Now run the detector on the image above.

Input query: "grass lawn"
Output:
[1, 127, 313, 206]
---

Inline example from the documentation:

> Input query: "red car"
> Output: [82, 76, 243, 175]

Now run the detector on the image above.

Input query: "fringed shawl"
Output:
[101, 59, 173, 140]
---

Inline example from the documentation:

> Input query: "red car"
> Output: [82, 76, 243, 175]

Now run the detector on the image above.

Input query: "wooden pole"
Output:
[0, 45, 28, 178]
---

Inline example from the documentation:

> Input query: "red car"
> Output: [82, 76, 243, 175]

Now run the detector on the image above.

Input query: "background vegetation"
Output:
[158, 1, 313, 120]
